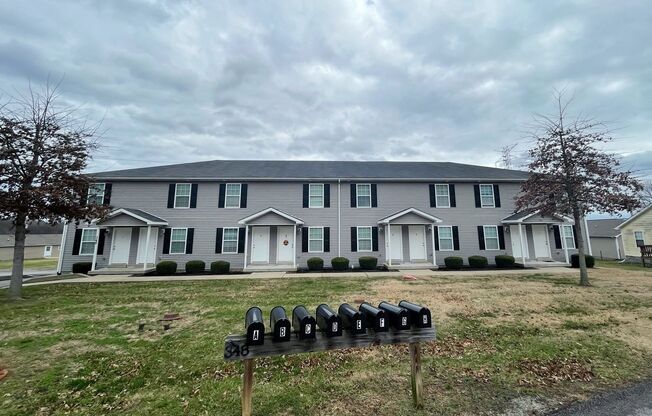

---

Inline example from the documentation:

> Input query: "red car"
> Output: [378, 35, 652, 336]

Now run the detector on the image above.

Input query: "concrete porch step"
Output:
[89, 266, 156, 276]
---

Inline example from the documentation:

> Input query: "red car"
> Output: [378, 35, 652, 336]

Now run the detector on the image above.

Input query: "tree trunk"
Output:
[573, 210, 590, 286]
[9, 216, 26, 299]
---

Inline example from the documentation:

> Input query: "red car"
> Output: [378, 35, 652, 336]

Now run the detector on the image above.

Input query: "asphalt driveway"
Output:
[549, 378, 652, 416]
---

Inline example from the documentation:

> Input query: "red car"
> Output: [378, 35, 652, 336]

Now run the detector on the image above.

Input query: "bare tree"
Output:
[515, 92, 642, 286]
[640, 180, 652, 206]
[497, 143, 519, 169]
[0, 82, 109, 299]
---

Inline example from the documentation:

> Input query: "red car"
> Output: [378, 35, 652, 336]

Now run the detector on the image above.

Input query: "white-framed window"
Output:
[87, 183, 105, 205]
[357, 226, 373, 252]
[170, 228, 188, 254]
[483, 225, 500, 250]
[225, 183, 241, 208]
[308, 227, 324, 253]
[222, 227, 239, 253]
[634, 230, 645, 247]
[479, 184, 495, 208]
[357, 184, 372, 208]
[438, 226, 454, 251]
[174, 183, 191, 208]
[309, 184, 324, 208]
[435, 184, 450, 208]
[43, 245, 53, 257]
[79, 228, 98, 255]
[562, 225, 575, 249]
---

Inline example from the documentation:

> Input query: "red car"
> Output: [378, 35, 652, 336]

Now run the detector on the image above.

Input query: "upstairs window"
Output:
[356, 184, 372, 208]
[434, 184, 450, 208]
[170, 228, 188, 254]
[635, 231, 645, 247]
[483, 225, 500, 250]
[479, 184, 495, 208]
[562, 225, 576, 249]
[80, 228, 98, 255]
[225, 184, 242, 208]
[174, 184, 191, 208]
[309, 184, 324, 208]
[87, 183, 106, 205]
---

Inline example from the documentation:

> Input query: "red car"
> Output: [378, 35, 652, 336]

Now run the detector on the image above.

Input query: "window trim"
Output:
[79, 228, 99, 256]
[225, 183, 242, 209]
[483, 225, 500, 251]
[562, 225, 576, 249]
[479, 184, 495, 208]
[169, 227, 188, 254]
[44, 245, 53, 256]
[308, 183, 325, 208]
[356, 226, 373, 252]
[87, 183, 106, 205]
[173, 183, 191, 209]
[434, 184, 450, 208]
[634, 230, 645, 247]
[222, 227, 240, 254]
[308, 226, 324, 253]
[356, 184, 372, 208]
[437, 225, 454, 251]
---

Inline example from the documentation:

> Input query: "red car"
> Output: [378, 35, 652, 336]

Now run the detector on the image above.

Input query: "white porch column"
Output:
[143, 225, 152, 271]
[562, 225, 570, 264]
[243, 225, 249, 271]
[583, 216, 592, 255]
[292, 224, 297, 269]
[431, 224, 437, 266]
[56, 222, 69, 275]
[91, 229, 100, 272]
[387, 224, 392, 267]
[518, 224, 526, 266]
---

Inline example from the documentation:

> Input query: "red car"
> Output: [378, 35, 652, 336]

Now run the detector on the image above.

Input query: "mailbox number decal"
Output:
[423, 315, 428, 325]
[332, 322, 338, 332]
[280, 327, 286, 337]
[356, 320, 362, 330]
[401, 317, 407, 327]
[305, 324, 312, 335]
[379, 318, 385, 328]
[252, 330, 259, 341]
[225, 341, 249, 358]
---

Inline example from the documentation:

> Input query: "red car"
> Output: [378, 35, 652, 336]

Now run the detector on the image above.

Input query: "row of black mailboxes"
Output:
[245, 301, 431, 345]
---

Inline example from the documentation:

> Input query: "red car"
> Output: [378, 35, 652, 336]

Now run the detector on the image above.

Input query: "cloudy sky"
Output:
[0, 0, 650, 177]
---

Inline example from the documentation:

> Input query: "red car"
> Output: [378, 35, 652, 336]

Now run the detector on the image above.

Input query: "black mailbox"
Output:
[338, 303, 366, 335]
[378, 301, 411, 330]
[398, 300, 432, 328]
[359, 302, 388, 332]
[245, 306, 265, 345]
[316, 304, 343, 337]
[292, 305, 316, 340]
[270, 306, 291, 342]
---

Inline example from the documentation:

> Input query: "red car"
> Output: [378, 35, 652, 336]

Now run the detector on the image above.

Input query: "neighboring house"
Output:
[587, 218, 625, 260]
[615, 205, 652, 262]
[0, 221, 63, 261]
[57, 160, 589, 274]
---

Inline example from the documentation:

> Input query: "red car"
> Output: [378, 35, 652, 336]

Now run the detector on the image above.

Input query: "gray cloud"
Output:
[0, 0, 650, 175]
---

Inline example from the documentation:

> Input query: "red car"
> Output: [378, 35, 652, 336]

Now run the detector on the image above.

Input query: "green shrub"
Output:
[571, 254, 595, 268]
[210, 261, 230, 274]
[444, 256, 464, 270]
[72, 262, 92, 274]
[468, 256, 488, 268]
[358, 256, 378, 270]
[495, 255, 516, 268]
[307, 257, 324, 271]
[156, 261, 177, 275]
[184, 260, 205, 274]
[331, 257, 350, 271]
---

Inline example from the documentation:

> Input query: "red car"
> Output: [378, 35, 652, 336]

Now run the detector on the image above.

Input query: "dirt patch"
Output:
[517, 358, 595, 386]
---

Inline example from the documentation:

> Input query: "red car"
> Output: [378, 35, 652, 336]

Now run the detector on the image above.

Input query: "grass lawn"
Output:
[1, 267, 651, 415]
[0, 258, 58, 271]
[596, 259, 652, 272]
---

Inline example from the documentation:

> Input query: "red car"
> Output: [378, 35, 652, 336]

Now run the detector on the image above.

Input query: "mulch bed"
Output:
[293, 268, 396, 274]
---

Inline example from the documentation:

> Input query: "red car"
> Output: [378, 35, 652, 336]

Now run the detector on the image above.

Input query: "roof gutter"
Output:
[89, 176, 529, 183]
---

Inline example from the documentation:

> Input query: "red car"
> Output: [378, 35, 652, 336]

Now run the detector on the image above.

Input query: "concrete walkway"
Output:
[23, 266, 576, 287]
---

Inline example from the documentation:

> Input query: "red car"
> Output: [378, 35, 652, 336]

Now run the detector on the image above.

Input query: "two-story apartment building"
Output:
[57, 160, 585, 274]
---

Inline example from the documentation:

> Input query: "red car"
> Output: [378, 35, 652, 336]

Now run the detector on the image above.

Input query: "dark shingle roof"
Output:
[91, 160, 529, 181]
[121, 208, 167, 223]
[0, 221, 63, 235]
[587, 219, 626, 238]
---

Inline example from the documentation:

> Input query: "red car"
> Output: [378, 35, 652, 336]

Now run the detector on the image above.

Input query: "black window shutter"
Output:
[240, 184, 248, 208]
[371, 184, 378, 207]
[324, 184, 330, 208]
[493, 185, 501, 208]
[350, 227, 357, 252]
[218, 184, 226, 208]
[103, 183, 112, 206]
[498, 226, 505, 250]
[303, 184, 309, 208]
[324, 227, 330, 252]
[477, 226, 486, 250]
[572, 225, 579, 248]
[167, 184, 175, 208]
[190, 184, 198, 208]
[238, 228, 246, 253]
[97, 229, 106, 255]
[302, 229, 309, 252]
[215, 228, 223, 253]
[429, 184, 436, 207]
[185, 228, 194, 254]
[434, 227, 440, 250]
[350, 184, 357, 207]
[449, 184, 456, 207]
[162, 228, 171, 254]
[72, 229, 82, 255]
[452, 226, 460, 250]
[553, 226, 562, 249]
[474, 185, 481, 208]
[372, 227, 379, 251]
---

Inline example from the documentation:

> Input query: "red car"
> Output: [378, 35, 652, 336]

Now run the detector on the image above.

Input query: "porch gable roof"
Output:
[96, 208, 168, 226]
[501, 210, 572, 224]
[377, 207, 443, 224]
[238, 207, 304, 225]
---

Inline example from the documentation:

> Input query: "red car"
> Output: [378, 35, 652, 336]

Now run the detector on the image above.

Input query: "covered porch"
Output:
[89, 208, 168, 275]
[238, 208, 303, 272]
[378, 208, 443, 269]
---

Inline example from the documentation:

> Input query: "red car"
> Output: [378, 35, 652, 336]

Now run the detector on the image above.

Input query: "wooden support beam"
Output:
[241, 359, 254, 416]
[409, 342, 423, 409]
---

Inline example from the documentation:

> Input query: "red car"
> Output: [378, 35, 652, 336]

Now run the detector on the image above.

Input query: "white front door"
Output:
[251, 226, 270, 263]
[389, 225, 403, 262]
[532, 225, 551, 259]
[136, 227, 157, 264]
[409, 225, 427, 261]
[276, 226, 294, 263]
[510, 225, 523, 258]
[110, 228, 132, 264]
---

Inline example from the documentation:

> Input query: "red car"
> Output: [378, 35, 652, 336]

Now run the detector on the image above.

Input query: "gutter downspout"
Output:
[56, 222, 69, 275]
[337, 179, 341, 257]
